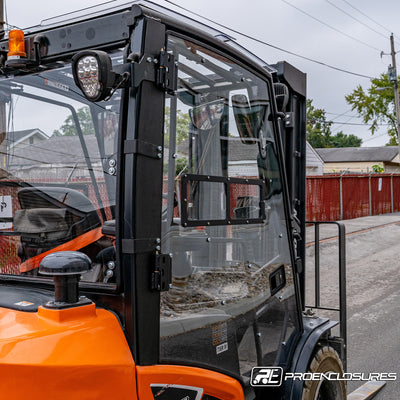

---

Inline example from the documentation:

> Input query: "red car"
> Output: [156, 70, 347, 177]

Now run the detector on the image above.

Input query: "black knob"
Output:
[39, 251, 91, 307]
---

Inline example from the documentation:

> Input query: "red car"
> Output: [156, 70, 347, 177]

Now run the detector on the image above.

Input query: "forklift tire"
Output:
[301, 346, 346, 400]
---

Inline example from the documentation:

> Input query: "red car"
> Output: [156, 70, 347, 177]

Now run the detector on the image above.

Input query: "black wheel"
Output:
[301, 346, 346, 400]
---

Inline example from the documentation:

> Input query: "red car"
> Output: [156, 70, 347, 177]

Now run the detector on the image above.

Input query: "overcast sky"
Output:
[6, 0, 400, 146]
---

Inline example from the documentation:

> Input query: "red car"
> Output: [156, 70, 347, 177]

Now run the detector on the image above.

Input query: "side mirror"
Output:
[273, 83, 289, 113]
[231, 94, 267, 145]
[189, 99, 225, 130]
[72, 50, 128, 102]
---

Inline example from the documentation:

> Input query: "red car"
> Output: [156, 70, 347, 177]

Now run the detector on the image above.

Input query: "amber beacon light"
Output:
[7, 29, 27, 58]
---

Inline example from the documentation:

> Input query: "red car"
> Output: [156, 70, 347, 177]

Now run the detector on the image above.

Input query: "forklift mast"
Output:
[0, 2, 346, 400]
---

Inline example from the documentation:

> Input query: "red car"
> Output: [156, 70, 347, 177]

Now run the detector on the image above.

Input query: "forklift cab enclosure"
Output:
[0, 2, 346, 399]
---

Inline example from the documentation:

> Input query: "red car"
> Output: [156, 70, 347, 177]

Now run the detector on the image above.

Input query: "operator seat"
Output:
[14, 187, 102, 264]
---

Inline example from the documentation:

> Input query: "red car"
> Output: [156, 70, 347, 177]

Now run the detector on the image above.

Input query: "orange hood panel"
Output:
[0, 303, 136, 400]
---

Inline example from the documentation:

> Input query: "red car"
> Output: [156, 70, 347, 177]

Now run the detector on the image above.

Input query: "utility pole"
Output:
[0, 0, 4, 40]
[0, 0, 5, 178]
[389, 33, 400, 161]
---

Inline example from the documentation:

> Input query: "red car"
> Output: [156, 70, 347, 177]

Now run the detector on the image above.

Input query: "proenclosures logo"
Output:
[250, 367, 397, 387]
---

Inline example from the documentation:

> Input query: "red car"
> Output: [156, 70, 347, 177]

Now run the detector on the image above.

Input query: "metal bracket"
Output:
[284, 112, 294, 128]
[130, 50, 177, 94]
[151, 253, 172, 291]
[131, 53, 156, 87]
[121, 238, 160, 254]
[124, 139, 162, 159]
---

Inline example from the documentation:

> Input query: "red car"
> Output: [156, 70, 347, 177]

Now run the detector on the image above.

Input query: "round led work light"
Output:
[72, 50, 117, 102]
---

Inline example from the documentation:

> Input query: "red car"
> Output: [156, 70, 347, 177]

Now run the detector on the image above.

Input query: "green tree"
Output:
[307, 99, 362, 148]
[372, 164, 384, 173]
[345, 73, 397, 145]
[164, 107, 191, 145]
[53, 107, 94, 136]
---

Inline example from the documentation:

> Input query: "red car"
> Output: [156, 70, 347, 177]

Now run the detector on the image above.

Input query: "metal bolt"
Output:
[201, 58, 205, 63]
[169, 253, 173, 258]
[172, 153, 177, 159]
[241, 77, 245, 82]
[256, 332, 261, 337]
[153, 58, 158, 64]
[174, 61, 179, 66]
[108, 167, 116, 175]
[221, 300, 226, 305]
[246, 220, 249, 224]
[107, 261, 116, 270]
[155, 245, 161, 251]
[106, 269, 114, 277]
[108, 159, 116, 167]
[282, 341, 286, 346]
[157, 153, 162, 159]
[155, 238, 161, 244]
[279, 233, 283, 238]
[183, 222, 187, 227]
[279, 296, 283, 300]
[206, 237, 211, 242]
[146, 57, 152, 63]
[157, 146, 162, 152]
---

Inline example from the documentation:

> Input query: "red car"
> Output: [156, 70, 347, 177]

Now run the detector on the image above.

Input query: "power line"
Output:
[327, 109, 358, 121]
[325, 0, 388, 41]
[363, 132, 389, 143]
[281, 0, 381, 52]
[330, 121, 390, 126]
[331, 115, 356, 133]
[341, 0, 400, 38]
[163, 0, 374, 80]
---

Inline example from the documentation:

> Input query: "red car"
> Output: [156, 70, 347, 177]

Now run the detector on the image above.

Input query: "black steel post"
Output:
[314, 223, 320, 308]
[337, 222, 347, 371]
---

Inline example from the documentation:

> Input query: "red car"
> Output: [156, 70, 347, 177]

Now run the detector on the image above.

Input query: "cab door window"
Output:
[161, 36, 299, 383]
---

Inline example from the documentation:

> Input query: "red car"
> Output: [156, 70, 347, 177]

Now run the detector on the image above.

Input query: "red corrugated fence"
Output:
[307, 174, 400, 221]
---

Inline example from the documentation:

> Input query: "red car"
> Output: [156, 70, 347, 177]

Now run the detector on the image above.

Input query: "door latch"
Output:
[151, 253, 172, 291]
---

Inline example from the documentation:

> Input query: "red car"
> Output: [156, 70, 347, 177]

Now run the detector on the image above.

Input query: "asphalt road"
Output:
[305, 214, 400, 399]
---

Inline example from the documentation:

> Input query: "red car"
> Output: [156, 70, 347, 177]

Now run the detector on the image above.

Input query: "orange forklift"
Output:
[0, 2, 350, 399]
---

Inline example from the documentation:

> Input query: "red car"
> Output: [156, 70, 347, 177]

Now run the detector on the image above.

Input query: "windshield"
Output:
[0, 51, 122, 285]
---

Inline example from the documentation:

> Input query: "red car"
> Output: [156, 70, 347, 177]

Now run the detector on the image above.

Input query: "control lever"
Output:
[39, 251, 92, 309]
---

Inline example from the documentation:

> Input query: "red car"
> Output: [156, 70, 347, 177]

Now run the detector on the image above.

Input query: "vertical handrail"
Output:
[337, 222, 347, 371]
[306, 221, 347, 370]
[314, 223, 320, 308]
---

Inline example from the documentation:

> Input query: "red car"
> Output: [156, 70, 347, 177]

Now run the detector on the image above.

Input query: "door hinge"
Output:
[151, 253, 172, 291]
[156, 50, 177, 94]
[130, 50, 177, 94]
